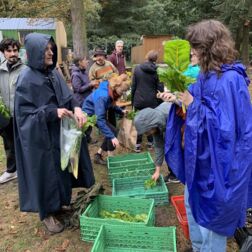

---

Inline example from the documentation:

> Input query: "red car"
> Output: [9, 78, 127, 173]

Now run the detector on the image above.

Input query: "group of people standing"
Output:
[0, 19, 252, 252]
[0, 35, 131, 234]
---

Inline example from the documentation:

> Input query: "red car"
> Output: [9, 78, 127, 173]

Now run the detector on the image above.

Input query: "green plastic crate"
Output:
[91, 224, 177, 252]
[107, 152, 155, 181]
[80, 195, 155, 242]
[112, 175, 169, 206]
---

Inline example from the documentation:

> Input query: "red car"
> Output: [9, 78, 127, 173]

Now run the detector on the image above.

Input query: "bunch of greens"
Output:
[100, 210, 147, 223]
[157, 39, 196, 92]
[82, 114, 97, 132]
[0, 99, 10, 119]
[144, 178, 157, 189]
[126, 110, 137, 120]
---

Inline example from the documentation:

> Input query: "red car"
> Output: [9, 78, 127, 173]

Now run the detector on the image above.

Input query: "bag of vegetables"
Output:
[117, 111, 137, 150]
[60, 116, 82, 179]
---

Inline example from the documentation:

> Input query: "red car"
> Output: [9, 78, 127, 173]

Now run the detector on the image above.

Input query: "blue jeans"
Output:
[184, 186, 227, 252]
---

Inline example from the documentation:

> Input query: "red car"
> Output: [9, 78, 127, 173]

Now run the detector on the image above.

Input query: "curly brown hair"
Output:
[186, 20, 238, 73]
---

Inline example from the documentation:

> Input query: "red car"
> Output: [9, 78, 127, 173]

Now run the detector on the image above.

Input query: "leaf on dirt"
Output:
[34, 228, 39, 235]
[34, 227, 47, 238]
[54, 239, 70, 251]
[4, 201, 12, 209]
[9, 225, 17, 234]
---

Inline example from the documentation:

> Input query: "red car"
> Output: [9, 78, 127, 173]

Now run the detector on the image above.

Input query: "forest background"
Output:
[0, 0, 251, 65]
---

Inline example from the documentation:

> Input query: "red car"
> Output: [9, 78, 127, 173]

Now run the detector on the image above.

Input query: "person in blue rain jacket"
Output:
[83, 73, 130, 165]
[165, 20, 252, 251]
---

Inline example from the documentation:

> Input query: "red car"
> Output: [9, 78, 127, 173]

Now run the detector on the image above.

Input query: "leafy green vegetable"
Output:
[126, 110, 136, 120]
[100, 210, 147, 223]
[158, 67, 196, 92]
[164, 39, 191, 72]
[144, 178, 157, 189]
[126, 93, 131, 101]
[158, 39, 196, 92]
[0, 99, 11, 119]
[82, 114, 97, 132]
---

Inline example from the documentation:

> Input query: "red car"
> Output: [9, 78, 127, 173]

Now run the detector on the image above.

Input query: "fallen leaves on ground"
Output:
[54, 239, 70, 251]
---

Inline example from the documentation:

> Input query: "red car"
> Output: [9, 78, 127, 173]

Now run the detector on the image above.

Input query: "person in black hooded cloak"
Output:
[14, 33, 95, 234]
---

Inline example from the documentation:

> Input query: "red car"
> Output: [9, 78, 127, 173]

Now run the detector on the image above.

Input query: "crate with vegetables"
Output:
[112, 175, 169, 206]
[80, 195, 155, 242]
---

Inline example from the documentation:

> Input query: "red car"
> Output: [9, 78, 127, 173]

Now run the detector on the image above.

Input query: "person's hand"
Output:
[111, 137, 120, 147]
[152, 169, 160, 181]
[90, 80, 99, 89]
[74, 107, 87, 128]
[157, 91, 177, 103]
[177, 90, 194, 107]
[57, 108, 73, 119]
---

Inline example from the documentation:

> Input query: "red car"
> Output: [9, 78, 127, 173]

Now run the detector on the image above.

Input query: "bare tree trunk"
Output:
[234, 23, 243, 52]
[241, 20, 250, 66]
[70, 0, 87, 58]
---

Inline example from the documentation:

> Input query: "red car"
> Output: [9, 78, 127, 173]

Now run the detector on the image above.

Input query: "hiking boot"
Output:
[0, 171, 17, 184]
[134, 144, 141, 153]
[94, 153, 107, 165]
[147, 142, 154, 150]
[42, 215, 64, 234]
[164, 175, 180, 184]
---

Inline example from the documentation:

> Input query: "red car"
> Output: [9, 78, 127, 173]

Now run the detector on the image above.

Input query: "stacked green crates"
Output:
[80, 195, 155, 242]
[112, 175, 169, 206]
[91, 224, 177, 252]
[107, 152, 155, 181]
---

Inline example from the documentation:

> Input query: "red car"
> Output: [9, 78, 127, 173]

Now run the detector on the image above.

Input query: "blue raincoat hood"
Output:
[221, 62, 250, 86]
[24, 33, 57, 71]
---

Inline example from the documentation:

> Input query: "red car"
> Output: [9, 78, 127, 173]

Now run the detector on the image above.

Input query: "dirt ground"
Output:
[0, 130, 240, 252]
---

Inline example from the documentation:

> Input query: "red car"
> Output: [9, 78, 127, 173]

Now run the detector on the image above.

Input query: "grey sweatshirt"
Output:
[134, 102, 171, 166]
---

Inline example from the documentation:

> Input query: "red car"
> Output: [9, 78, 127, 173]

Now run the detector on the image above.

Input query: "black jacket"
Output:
[14, 33, 95, 220]
[131, 61, 163, 110]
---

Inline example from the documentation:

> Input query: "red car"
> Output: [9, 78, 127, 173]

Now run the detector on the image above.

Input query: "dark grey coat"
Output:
[14, 33, 95, 220]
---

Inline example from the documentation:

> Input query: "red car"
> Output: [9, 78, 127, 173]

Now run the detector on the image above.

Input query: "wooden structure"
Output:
[0, 18, 67, 64]
[131, 35, 173, 64]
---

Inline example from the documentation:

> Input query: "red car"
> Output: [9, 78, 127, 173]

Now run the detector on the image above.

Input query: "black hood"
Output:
[24, 33, 57, 71]
[140, 61, 157, 73]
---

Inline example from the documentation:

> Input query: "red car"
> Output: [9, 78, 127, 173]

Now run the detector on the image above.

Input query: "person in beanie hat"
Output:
[89, 47, 118, 84]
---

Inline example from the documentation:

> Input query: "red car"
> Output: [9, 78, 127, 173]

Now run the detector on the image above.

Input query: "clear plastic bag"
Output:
[60, 116, 83, 178]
